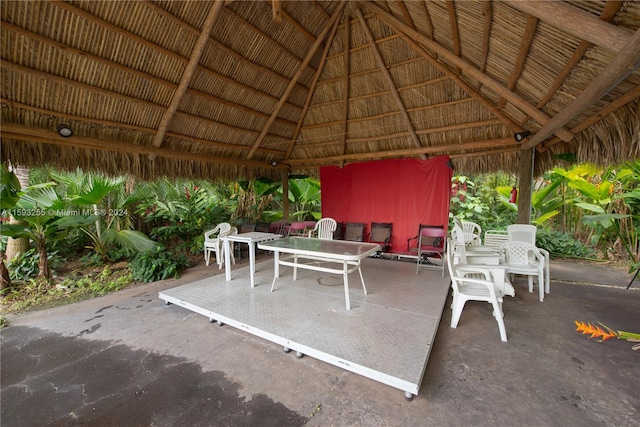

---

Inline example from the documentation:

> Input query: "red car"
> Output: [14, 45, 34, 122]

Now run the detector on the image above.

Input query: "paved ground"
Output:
[1, 257, 638, 426]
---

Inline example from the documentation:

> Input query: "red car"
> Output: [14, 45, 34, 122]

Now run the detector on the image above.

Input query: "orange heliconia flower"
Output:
[574, 320, 618, 342]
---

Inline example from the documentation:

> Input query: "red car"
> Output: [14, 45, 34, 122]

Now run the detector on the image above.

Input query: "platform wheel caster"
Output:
[296, 351, 303, 359]
[283, 347, 291, 353]
[164, 300, 172, 305]
[217, 320, 224, 326]
[209, 318, 215, 323]
[404, 392, 414, 401]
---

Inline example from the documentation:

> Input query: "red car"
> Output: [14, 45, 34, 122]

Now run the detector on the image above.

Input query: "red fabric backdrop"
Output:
[320, 156, 453, 253]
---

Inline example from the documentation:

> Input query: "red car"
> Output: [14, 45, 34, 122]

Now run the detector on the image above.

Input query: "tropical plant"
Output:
[136, 179, 232, 253]
[129, 247, 189, 283]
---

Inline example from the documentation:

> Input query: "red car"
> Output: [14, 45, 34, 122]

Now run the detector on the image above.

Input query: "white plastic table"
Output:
[222, 232, 281, 288]
[257, 237, 380, 310]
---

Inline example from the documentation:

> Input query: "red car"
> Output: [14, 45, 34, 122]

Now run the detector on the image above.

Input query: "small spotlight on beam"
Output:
[514, 131, 531, 142]
[271, 161, 278, 167]
[57, 124, 73, 137]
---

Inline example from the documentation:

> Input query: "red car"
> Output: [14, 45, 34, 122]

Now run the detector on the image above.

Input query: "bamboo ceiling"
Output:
[1, 0, 639, 181]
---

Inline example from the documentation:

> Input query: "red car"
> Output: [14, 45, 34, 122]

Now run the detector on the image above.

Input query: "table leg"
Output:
[357, 261, 368, 295]
[224, 240, 231, 281]
[248, 241, 256, 288]
[270, 250, 280, 292]
[293, 254, 298, 281]
[343, 260, 351, 310]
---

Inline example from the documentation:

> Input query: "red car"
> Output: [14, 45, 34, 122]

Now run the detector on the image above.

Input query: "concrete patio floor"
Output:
[1, 256, 638, 426]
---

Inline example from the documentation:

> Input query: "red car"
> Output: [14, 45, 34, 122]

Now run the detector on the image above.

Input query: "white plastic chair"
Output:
[501, 241, 546, 302]
[507, 224, 550, 295]
[308, 218, 337, 239]
[203, 222, 231, 268]
[484, 230, 509, 251]
[461, 220, 482, 246]
[447, 239, 508, 342]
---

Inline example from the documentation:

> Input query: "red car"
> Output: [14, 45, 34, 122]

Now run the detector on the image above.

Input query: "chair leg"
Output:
[538, 271, 544, 302]
[204, 248, 210, 266]
[416, 251, 421, 274]
[528, 275, 534, 293]
[450, 296, 465, 328]
[492, 300, 508, 342]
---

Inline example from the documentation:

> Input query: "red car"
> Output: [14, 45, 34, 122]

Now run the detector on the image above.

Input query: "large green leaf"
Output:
[111, 230, 160, 253]
[574, 202, 605, 214]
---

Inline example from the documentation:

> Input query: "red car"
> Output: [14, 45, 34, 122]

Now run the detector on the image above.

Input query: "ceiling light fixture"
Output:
[514, 130, 531, 142]
[57, 124, 73, 138]
[271, 161, 278, 167]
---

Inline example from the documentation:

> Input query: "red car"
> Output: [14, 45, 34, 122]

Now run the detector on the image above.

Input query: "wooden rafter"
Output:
[272, 0, 282, 23]
[143, 1, 307, 94]
[536, 1, 623, 109]
[2, 21, 298, 129]
[3, 124, 279, 169]
[540, 84, 640, 150]
[285, 137, 519, 166]
[285, 17, 341, 159]
[0, 99, 283, 156]
[505, 0, 633, 54]
[340, 17, 351, 167]
[296, 119, 502, 149]
[395, 30, 524, 133]
[420, 1, 434, 40]
[496, 15, 538, 109]
[479, 1, 492, 73]
[446, 0, 461, 74]
[356, 8, 424, 158]
[280, 7, 315, 41]
[396, 0, 415, 29]
[247, 0, 347, 159]
[365, 1, 574, 142]
[522, 28, 640, 150]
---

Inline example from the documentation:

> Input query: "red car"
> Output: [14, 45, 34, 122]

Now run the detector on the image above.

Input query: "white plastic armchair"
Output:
[461, 220, 482, 246]
[501, 241, 546, 302]
[446, 239, 508, 342]
[308, 218, 337, 240]
[507, 224, 550, 295]
[203, 222, 231, 268]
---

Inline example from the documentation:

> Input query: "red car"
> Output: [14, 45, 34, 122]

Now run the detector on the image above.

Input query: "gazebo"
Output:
[1, 1, 639, 211]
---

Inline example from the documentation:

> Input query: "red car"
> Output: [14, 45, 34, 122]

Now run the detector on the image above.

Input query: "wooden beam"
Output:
[142, 1, 308, 95]
[340, 17, 351, 167]
[521, 28, 640, 150]
[247, 0, 347, 159]
[285, 17, 341, 158]
[363, 1, 574, 142]
[294, 119, 502, 148]
[272, 0, 282, 24]
[0, 98, 283, 156]
[396, 32, 524, 133]
[516, 148, 534, 224]
[356, 8, 424, 157]
[3, 20, 297, 129]
[280, 7, 315, 41]
[1, 124, 279, 169]
[536, 1, 623, 108]
[479, 1, 492, 73]
[497, 16, 538, 109]
[286, 137, 518, 166]
[504, 0, 632, 54]
[151, 0, 239, 147]
[446, 0, 461, 74]
[540, 84, 640, 150]
[396, 0, 415, 29]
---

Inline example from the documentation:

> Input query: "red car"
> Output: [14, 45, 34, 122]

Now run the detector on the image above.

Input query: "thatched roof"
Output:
[1, 0, 639, 182]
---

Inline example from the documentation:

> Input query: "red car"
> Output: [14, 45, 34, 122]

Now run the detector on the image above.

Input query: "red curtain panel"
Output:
[320, 156, 453, 253]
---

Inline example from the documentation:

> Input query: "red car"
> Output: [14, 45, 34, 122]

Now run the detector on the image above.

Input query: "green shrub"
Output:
[130, 247, 189, 283]
[536, 230, 593, 258]
[8, 249, 62, 281]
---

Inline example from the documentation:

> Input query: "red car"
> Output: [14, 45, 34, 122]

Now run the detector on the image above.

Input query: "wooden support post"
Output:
[282, 168, 290, 222]
[516, 147, 534, 224]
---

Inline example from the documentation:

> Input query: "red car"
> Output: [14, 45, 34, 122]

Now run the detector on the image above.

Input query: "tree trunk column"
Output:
[517, 148, 534, 224]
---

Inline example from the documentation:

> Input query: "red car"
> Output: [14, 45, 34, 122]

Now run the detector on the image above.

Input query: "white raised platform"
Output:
[159, 256, 450, 399]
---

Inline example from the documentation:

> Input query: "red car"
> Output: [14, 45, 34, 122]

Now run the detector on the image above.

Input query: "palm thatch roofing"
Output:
[1, 0, 639, 182]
